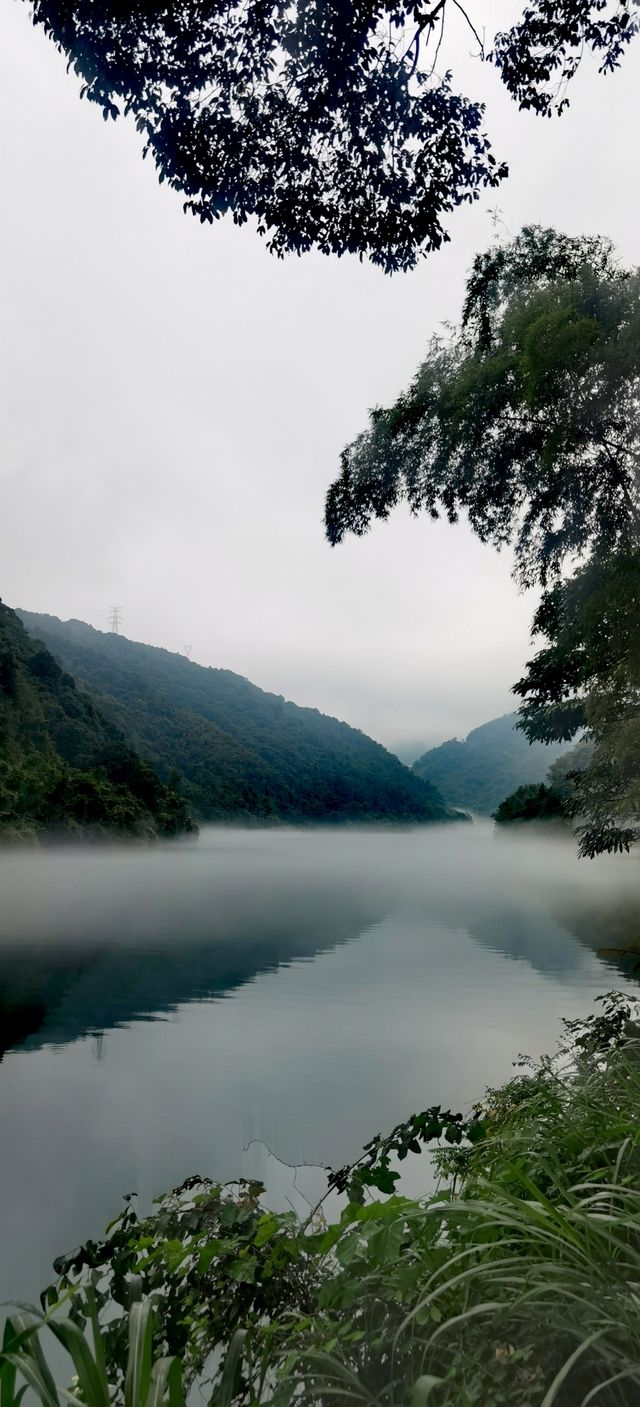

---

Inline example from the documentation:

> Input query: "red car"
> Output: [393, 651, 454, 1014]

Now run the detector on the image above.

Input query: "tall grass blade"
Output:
[209, 1330, 245, 1407]
[84, 1286, 107, 1388]
[540, 1330, 605, 1406]
[411, 1375, 443, 1404]
[49, 1316, 110, 1407]
[7, 1315, 59, 1407]
[582, 1364, 640, 1403]
[125, 1302, 154, 1407]
[3, 1353, 59, 1407]
[146, 1357, 184, 1407]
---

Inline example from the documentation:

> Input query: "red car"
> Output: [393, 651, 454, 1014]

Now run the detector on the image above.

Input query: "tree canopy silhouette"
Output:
[25, 1, 639, 270]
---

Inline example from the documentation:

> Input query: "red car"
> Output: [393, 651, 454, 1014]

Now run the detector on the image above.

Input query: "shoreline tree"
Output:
[325, 225, 640, 854]
[23, 1, 640, 271]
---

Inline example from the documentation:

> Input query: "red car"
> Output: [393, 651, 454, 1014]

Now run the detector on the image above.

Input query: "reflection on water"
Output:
[0, 838, 380, 1056]
[0, 822, 638, 1305]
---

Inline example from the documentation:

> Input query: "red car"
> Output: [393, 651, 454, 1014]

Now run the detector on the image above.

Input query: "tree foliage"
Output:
[327, 226, 640, 855]
[326, 226, 639, 587]
[516, 549, 640, 855]
[491, 0, 640, 115]
[492, 780, 565, 824]
[24, 2, 639, 270]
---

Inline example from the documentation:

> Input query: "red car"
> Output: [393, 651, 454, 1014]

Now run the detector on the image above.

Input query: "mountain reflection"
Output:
[0, 920, 372, 1058]
[0, 858, 380, 1056]
[1, 824, 639, 1060]
[555, 897, 640, 978]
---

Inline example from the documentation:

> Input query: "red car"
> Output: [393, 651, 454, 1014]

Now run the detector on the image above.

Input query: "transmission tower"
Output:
[184, 644, 193, 660]
[109, 606, 123, 634]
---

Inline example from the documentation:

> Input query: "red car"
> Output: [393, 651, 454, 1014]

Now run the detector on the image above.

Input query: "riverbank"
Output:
[4, 993, 640, 1405]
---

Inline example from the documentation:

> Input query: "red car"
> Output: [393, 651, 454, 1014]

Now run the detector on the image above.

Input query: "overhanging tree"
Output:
[24, 1, 640, 271]
[326, 226, 639, 578]
[515, 551, 640, 855]
[325, 225, 640, 853]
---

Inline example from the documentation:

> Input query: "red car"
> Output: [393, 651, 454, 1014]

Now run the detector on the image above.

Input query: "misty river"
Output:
[1, 822, 639, 1307]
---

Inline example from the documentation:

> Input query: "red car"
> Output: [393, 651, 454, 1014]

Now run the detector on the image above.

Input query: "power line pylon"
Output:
[109, 606, 123, 634]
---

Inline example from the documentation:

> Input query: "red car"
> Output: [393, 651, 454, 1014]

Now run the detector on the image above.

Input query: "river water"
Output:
[0, 822, 639, 1308]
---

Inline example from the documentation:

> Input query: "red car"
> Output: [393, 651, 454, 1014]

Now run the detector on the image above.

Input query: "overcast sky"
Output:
[1, 3, 639, 758]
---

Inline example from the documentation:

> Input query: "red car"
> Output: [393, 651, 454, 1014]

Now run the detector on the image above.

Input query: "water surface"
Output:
[0, 822, 638, 1306]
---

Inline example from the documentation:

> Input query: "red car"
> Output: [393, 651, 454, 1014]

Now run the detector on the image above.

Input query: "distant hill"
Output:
[19, 612, 457, 825]
[412, 713, 564, 815]
[0, 601, 192, 840]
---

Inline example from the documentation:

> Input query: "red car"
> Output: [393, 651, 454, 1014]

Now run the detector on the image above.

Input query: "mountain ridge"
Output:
[18, 610, 459, 825]
[412, 712, 564, 815]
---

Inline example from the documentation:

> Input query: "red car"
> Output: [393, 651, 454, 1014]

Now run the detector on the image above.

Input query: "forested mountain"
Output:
[19, 612, 456, 824]
[0, 601, 192, 839]
[412, 713, 564, 815]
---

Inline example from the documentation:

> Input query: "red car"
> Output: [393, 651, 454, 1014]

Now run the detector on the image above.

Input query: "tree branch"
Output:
[402, 0, 448, 71]
[452, 1, 484, 58]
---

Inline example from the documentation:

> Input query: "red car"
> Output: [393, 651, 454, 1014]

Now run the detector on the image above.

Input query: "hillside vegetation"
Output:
[412, 712, 563, 814]
[0, 601, 192, 840]
[18, 612, 455, 824]
[493, 739, 594, 828]
[493, 781, 566, 825]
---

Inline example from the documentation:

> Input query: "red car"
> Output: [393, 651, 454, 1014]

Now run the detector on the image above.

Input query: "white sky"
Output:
[1, 3, 639, 758]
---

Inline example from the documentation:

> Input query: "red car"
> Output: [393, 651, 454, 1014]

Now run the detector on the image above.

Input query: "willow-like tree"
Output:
[24, 1, 640, 271]
[326, 226, 640, 854]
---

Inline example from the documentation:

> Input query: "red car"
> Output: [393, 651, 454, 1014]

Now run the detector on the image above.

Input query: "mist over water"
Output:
[0, 822, 638, 1307]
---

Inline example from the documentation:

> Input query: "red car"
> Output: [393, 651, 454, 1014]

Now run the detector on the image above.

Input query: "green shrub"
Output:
[493, 782, 566, 824]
